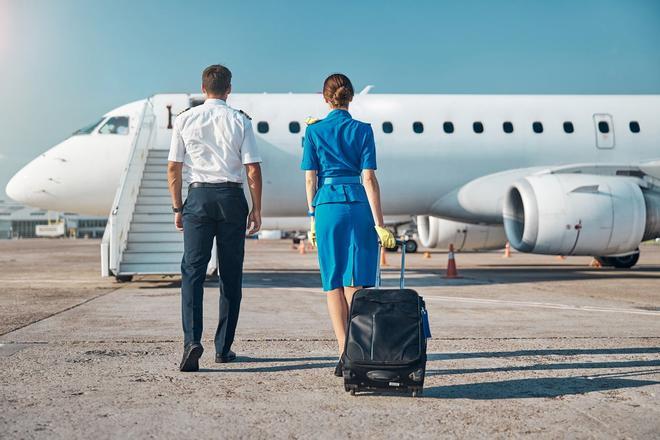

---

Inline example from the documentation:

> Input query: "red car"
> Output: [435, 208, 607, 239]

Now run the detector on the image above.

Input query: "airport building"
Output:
[0, 199, 106, 239]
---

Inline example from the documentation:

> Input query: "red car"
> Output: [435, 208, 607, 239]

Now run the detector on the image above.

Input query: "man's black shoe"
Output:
[179, 343, 204, 372]
[215, 350, 237, 363]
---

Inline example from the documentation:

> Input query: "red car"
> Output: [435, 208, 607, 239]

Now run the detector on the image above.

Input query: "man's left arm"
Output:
[245, 163, 262, 235]
[240, 115, 263, 235]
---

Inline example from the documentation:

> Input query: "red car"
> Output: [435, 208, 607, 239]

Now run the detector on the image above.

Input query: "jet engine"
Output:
[503, 174, 660, 256]
[416, 216, 507, 251]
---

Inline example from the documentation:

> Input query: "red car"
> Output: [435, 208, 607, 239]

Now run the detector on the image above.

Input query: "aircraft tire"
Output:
[404, 240, 418, 253]
[595, 250, 640, 269]
[115, 275, 133, 283]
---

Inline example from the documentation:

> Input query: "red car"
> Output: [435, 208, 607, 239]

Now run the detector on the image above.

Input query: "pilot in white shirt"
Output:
[168, 98, 261, 184]
[167, 64, 263, 372]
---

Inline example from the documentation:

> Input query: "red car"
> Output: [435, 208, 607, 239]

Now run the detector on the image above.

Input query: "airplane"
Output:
[6, 91, 660, 269]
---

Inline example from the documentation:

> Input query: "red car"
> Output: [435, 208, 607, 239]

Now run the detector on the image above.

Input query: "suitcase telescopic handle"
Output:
[375, 239, 406, 289]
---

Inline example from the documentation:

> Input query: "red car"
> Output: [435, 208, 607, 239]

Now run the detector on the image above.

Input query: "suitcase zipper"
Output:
[370, 313, 375, 360]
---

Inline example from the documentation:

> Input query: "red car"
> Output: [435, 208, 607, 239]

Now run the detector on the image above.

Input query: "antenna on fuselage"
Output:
[166, 105, 173, 129]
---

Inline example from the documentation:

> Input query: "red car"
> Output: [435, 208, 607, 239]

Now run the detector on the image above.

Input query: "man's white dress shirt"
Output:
[168, 98, 262, 184]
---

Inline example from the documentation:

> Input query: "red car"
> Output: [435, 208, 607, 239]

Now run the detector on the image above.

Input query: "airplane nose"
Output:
[5, 169, 29, 204]
[4, 157, 55, 208]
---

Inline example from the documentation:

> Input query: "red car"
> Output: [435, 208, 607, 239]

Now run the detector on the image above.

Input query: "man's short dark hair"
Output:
[202, 64, 232, 95]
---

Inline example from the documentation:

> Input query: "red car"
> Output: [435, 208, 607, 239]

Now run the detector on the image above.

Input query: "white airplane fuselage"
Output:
[6, 93, 660, 256]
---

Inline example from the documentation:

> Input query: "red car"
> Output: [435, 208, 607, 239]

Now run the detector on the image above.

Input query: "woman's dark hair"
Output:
[323, 73, 354, 108]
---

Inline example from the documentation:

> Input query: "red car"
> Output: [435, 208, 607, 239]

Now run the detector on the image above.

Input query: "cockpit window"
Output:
[73, 118, 104, 135]
[99, 116, 130, 135]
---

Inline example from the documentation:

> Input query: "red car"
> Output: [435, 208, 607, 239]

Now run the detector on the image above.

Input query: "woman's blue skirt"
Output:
[315, 201, 379, 291]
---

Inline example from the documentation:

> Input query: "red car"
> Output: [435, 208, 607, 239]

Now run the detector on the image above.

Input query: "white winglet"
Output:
[359, 85, 374, 95]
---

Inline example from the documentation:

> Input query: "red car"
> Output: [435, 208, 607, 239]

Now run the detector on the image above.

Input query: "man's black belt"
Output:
[189, 182, 242, 189]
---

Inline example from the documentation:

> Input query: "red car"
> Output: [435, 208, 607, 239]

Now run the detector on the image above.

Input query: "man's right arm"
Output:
[168, 119, 185, 231]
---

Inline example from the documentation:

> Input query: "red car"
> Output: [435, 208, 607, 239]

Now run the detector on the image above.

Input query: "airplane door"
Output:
[593, 114, 615, 149]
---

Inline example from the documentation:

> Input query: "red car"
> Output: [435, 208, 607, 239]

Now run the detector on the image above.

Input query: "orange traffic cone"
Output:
[503, 242, 512, 258]
[423, 251, 431, 259]
[442, 244, 462, 279]
[299, 239, 306, 255]
[380, 247, 388, 266]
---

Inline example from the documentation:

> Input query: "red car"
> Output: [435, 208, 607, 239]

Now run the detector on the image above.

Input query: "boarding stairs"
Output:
[101, 99, 213, 280]
[118, 149, 186, 275]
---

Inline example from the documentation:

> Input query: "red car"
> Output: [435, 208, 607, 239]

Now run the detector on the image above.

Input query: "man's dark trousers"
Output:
[181, 186, 248, 356]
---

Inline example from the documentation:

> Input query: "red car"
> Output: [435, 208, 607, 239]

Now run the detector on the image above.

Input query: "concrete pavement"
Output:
[1, 239, 659, 439]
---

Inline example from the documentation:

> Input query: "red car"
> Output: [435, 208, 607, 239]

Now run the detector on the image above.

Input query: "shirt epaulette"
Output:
[177, 107, 191, 116]
[305, 117, 320, 125]
[239, 109, 252, 120]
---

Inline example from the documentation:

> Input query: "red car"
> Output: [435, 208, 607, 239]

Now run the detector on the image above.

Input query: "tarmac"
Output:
[1, 238, 659, 439]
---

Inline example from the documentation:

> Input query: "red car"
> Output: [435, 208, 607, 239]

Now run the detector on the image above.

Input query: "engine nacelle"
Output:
[503, 174, 660, 256]
[416, 216, 507, 251]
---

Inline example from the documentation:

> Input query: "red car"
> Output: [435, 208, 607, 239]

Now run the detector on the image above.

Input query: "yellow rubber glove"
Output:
[375, 226, 396, 249]
[308, 217, 317, 247]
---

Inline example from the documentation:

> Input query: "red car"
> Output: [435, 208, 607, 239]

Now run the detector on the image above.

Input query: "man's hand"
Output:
[174, 213, 183, 231]
[247, 209, 261, 235]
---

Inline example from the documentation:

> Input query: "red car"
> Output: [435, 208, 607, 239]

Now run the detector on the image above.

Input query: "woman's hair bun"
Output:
[332, 86, 351, 106]
[323, 74, 354, 108]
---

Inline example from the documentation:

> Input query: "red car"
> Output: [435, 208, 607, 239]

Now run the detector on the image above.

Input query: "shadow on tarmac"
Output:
[422, 376, 660, 399]
[423, 347, 660, 398]
[430, 347, 660, 360]
[131, 265, 660, 289]
[426, 359, 660, 376]
[241, 267, 660, 288]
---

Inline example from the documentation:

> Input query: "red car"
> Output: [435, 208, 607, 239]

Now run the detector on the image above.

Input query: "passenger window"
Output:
[443, 122, 454, 134]
[532, 121, 543, 134]
[413, 122, 424, 134]
[473, 122, 484, 133]
[563, 121, 574, 133]
[629, 121, 640, 133]
[73, 118, 104, 135]
[98, 116, 129, 135]
[257, 121, 269, 134]
[502, 122, 514, 133]
[289, 121, 300, 133]
[598, 121, 610, 134]
[382, 122, 393, 134]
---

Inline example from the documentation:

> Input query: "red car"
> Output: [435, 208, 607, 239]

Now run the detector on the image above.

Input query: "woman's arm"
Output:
[305, 170, 317, 213]
[362, 169, 384, 227]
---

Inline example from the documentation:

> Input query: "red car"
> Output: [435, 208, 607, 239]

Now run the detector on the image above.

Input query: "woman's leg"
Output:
[326, 287, 348, 355]
[343, 286, 361, 311]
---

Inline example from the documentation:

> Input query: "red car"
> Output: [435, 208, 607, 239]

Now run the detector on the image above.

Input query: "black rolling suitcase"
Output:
[343, 241, 431, 397]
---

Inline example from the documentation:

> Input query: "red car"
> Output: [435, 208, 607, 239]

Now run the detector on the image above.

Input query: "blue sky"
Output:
[1, 0, 659, 196]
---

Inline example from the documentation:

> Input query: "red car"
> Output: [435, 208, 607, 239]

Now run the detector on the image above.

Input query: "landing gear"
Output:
[404, 240, 418, 254]
[115, 275, 133, 283]
[385, 239, 418, 254]
[594, 249, 640, 269]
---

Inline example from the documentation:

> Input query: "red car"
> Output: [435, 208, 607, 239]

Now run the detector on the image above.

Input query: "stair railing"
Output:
[101, 98, 156, 277]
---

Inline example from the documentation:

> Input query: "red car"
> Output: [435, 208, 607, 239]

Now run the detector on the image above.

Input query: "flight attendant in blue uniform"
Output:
[301, 73, 396, 376]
